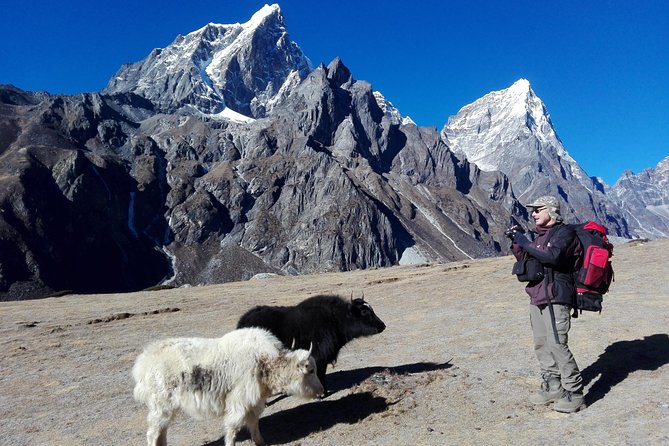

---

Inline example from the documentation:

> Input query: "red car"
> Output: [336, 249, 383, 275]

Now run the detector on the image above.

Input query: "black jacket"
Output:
[512, 223, 581, 306]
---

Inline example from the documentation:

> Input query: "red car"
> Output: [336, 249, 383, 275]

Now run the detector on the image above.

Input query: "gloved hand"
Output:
[504, 225, 524, 240]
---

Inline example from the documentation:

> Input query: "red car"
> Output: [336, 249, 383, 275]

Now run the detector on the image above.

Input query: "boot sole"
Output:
[529, 392, 564, 405]
[553, 403, 586, 413]
[529, 398, 561, 405]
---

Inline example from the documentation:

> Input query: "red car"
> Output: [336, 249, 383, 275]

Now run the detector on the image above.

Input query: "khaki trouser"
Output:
[529, 303, 583, 392]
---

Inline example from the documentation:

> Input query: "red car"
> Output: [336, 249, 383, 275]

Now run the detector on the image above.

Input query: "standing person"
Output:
[507, 195, 585, 413]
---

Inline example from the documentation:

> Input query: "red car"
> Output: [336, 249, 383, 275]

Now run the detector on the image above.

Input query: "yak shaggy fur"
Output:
[132, 327, 324, 446]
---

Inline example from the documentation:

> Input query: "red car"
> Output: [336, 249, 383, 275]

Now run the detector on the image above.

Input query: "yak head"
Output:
[279, 346, 324, 399]
[348, 293, 386, 337]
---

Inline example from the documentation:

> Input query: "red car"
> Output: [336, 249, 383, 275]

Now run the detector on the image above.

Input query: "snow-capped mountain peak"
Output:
[441, 78, 630, 234]
[445, 80, 540, 166]
[441, 78, 584, 182]
[505, 78, 532, 113]
[245, 3, 281, 28]
[188, 3, 279, 36]
[447, 78, 561, 149]
[103, 4, 310, 117]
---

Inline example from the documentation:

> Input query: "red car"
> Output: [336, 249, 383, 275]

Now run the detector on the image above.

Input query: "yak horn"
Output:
[290, 338, 296, 349]
[308, 342, 313, 356]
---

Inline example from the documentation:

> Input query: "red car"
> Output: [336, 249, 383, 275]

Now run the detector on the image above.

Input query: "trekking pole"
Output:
[543, 267, 560, 344]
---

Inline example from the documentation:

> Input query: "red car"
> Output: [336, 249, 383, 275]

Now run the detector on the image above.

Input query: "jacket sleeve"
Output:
[513, 226, 575, 267]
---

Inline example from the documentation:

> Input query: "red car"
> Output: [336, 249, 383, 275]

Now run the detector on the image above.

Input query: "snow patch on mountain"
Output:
[399, 246, 429, 265]
[373, 91, 403, 125]
[219, 107, 255, 123]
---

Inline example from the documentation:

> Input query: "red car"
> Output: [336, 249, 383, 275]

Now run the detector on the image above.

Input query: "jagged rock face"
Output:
[0, 5, 524, 300]
[0, 56, 520, 299]
[259, 59, 518, 262]
[103, 4, 311, 117]
[0, 5, 523, 300]
[609, 157, 669, 238]
[441, 79, 632, 237]
[0, 89, 169, 299]
[157, 58, 519, 283]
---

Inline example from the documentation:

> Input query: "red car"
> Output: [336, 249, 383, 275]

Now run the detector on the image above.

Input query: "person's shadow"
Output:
[581, 333, 669, 406]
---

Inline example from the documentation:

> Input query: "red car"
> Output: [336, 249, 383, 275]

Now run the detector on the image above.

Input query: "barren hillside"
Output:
[1, 239, 668, 445]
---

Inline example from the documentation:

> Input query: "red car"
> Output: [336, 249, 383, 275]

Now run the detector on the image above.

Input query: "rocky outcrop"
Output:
[0, 90, 169, 298]
[609, 156, 669, 238]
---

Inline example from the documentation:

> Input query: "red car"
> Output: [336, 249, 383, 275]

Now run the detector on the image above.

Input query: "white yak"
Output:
[132, 327, 324, 446]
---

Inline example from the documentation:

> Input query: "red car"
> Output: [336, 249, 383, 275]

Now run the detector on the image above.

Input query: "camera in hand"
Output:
[504, 225, 525, 239]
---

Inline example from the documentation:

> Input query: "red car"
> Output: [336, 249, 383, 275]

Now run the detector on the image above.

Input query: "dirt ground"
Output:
[1, 239, 668, 446]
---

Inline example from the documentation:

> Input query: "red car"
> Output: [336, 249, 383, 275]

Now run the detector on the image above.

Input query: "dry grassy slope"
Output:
[1, 239, 668, 446]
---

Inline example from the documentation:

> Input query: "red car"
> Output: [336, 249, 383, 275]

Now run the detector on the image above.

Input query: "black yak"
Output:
[237, 294, 386, 391]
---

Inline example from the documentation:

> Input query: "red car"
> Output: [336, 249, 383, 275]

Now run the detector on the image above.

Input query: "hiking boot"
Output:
[553, 390, 585, 413]
[529, 377, 564, 405]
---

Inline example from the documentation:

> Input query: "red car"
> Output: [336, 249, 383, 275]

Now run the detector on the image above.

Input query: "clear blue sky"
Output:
[1, 1, 667, 185]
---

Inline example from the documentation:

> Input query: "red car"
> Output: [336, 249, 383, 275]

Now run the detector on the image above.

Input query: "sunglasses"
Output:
[531, 207, 547, 214]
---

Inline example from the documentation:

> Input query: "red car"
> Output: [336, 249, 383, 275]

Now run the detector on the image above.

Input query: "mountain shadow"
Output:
[581, 333, 669, 406]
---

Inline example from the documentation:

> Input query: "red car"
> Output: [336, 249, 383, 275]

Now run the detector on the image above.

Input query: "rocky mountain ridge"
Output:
[440, 79, 668, 239]
[0, 4, 665, 300]
[609, 156, 669, 238]
[0, 53, 519, 300]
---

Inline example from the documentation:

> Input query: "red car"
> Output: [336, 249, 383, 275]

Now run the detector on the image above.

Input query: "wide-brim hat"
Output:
[525, 195, 560, 211]
[525, 195, 562, 222]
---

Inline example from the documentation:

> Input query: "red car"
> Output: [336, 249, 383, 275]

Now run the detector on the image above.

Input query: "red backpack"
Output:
[570, 221, 615, 314]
